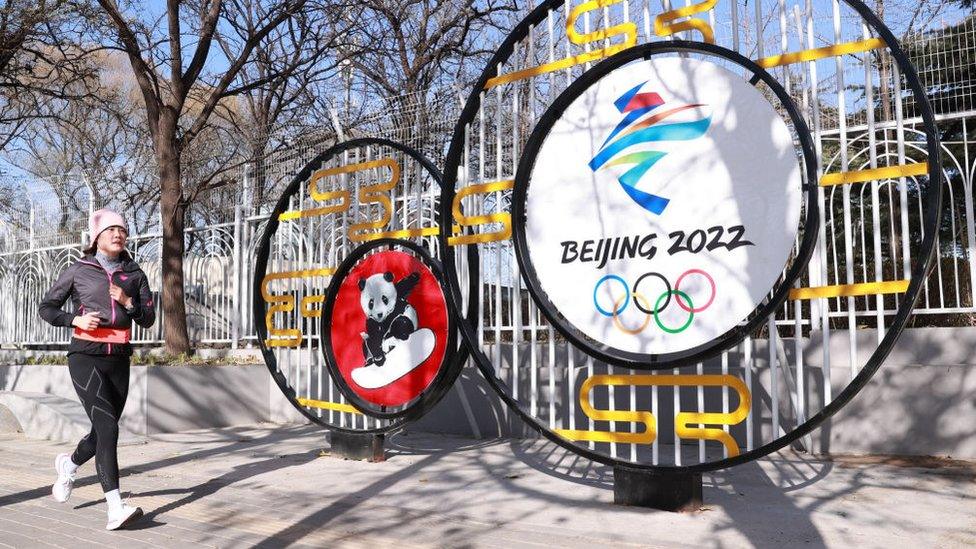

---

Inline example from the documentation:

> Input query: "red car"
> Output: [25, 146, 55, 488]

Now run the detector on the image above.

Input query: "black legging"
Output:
[68, 353, 130, 492]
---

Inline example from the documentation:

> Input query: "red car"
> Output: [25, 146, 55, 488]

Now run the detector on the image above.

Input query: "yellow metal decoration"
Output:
[278, 189, 350, 221]
[346, 158, 402, 241]
[278, 160, 365, 221]
[262, 268, 335, 347]
[300, 294, 326, 318]
[756, 37, 885, 68]
[789, 279, 910, 300]
[448, 180, 516, 246]
[654, 0, 718, 43]
[485, 0, 637, 89]
[279, 157, 443, 241]
[356, 226, 441, 241]
[296, 398, 363, 415]
[554, 374, 752, 456]
[820, 162, 929, 187]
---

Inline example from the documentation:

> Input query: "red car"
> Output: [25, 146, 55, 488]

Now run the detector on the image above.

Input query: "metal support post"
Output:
[328, 431, 385, 462]
[613, 467, 703, 512]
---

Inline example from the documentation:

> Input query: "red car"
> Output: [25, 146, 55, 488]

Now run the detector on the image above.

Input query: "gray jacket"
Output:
[38, 253, 156, 355]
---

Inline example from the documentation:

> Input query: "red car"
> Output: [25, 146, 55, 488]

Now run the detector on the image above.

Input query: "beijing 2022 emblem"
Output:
[513, 54, 816, 367]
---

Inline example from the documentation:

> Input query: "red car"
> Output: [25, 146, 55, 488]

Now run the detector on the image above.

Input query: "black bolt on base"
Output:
[613, 467, 702, 512]
[329, 431, 386, 462]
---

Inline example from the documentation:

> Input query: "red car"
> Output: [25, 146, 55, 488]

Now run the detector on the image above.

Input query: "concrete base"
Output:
[0, 364, 311, 438]
[613, 467, 703, 512]
[0, 391, 90, 443]
[0, 402, 21, 433]
[329, 431, 385, 462]
[0, 391, 144, 445]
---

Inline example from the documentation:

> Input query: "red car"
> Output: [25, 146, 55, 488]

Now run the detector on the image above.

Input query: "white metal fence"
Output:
[1, 11, 974, 356]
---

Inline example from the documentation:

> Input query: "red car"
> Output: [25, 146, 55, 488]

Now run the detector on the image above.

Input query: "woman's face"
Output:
[96, 226, 128, 256]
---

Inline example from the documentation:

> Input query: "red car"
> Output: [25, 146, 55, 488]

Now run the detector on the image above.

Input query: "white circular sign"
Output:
[523, 56, 802, 356]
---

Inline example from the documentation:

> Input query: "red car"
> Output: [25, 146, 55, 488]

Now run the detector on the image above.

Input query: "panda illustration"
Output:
[358, 271, 421, 366]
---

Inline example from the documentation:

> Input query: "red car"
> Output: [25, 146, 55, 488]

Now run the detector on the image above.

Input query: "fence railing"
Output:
[1, 115, 973, 349]
[2, 14, 975, 348]
[0, 208, 258, 347]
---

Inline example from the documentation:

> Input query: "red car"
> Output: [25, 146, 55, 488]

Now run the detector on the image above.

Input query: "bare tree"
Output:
[346, 0, 517, 146]
[350, 0, 515, 96]
[4, 54, 160, 234]
[217, 0, 359, 212]
[0, 1, 52, 151]
[0, 0, 99, 153]
[92, 0, 317, 354]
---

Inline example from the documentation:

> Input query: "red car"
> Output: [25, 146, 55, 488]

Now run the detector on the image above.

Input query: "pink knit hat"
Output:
[88, 209, 128, 248]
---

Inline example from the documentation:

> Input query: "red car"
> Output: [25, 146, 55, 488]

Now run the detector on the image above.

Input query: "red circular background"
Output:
[330, 250, 449, 407]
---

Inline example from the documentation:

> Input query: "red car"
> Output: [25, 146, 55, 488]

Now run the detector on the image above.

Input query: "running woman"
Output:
[38, 209, 156, 530]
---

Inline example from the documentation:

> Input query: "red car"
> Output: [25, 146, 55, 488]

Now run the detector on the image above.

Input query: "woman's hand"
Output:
[109, 283, 132, 308]
[72, 312, 102, 331]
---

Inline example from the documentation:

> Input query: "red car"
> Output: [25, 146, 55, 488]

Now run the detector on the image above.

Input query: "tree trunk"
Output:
[251, 134, 269, 213]
[157, 112, 192, 355]
[876, 0, 892, 122]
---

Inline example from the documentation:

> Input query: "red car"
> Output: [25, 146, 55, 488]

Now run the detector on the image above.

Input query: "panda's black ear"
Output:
[383, 272, 394, 282]
[358, 278, 366, 291]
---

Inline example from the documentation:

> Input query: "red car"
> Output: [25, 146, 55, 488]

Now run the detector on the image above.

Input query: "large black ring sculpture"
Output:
[438, 0, 942, 472]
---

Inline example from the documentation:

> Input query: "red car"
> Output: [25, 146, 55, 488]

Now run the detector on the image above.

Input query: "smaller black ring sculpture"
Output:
[254, 137, 474, 434]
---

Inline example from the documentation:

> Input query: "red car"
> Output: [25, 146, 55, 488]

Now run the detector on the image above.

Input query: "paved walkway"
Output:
[0, 424, 973, 548]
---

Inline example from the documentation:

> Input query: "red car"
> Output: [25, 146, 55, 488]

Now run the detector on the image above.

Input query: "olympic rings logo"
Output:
[592, 269, 716, 334]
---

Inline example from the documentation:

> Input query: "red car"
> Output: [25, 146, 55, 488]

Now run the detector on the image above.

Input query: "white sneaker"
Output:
[51, 453, 75, 503]
[106, 503, 143, 531]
